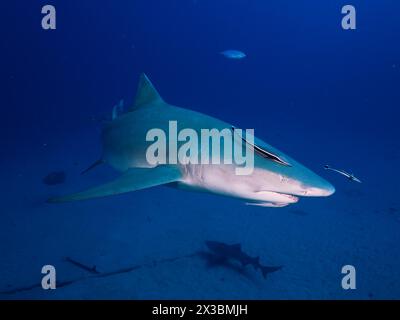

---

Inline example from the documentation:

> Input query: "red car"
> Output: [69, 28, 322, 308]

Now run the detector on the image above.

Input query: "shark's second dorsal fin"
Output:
[130, 73, 164, 111]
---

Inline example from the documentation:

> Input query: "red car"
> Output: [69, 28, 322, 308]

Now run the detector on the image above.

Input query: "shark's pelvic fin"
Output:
[130, 73, 164, 111]
[48, 165, 181, 203]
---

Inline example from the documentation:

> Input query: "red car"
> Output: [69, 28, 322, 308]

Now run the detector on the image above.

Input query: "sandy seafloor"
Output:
[0, 119, 399, 300]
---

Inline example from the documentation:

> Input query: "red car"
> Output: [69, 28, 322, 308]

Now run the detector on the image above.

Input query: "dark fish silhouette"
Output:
[205, 241, 282, 278]
[42, 171, 66, 185]
[65, 257, 99, 274]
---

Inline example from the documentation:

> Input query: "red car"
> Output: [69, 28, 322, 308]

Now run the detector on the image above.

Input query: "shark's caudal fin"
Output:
[47, 165, 181, 203]
[129, 73, 164, 111]
[260, 265, 283, 279]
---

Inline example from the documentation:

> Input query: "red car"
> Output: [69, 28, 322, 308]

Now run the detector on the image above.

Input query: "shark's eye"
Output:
[231, 127, 292, 167]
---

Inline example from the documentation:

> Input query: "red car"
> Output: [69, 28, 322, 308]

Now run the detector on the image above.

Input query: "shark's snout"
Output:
[251, 164, 335, 205]
[304, 183, 335, 197]
[301, 176, 335, 197]
[269, 165, 336, 199]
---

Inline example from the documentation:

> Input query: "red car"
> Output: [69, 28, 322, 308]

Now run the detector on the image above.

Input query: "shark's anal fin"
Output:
[48, 165, 181, 203]
[130, 73, 164, 111]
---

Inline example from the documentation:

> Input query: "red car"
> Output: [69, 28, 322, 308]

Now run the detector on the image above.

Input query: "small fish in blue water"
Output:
[65, 257, 99, 274]
[43, 171, 66, 185]
[324, 165, 362, 183]
[220, 50, 246, 59]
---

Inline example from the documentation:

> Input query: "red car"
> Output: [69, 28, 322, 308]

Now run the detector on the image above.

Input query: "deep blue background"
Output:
[3, 1, 399, 148]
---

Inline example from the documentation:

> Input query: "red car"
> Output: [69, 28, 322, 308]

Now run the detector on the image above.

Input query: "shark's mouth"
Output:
[277, 192, 299, 202]
[255, 190, 299, 204]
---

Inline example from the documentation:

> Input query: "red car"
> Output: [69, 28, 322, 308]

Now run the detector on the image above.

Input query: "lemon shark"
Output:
[48, 74, 335, 207]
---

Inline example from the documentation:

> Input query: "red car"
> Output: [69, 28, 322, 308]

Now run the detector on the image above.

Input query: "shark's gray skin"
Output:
[48, 73, 335, 206]
[205, 241, 282, 278]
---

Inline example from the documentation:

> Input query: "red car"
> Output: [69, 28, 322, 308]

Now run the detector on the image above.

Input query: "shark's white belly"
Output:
[178, 164, 299, 206]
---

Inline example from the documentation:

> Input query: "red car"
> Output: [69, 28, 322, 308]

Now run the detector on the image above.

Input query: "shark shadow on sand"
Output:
[0, 241, 282, 295]
[200, 241, 283, 279]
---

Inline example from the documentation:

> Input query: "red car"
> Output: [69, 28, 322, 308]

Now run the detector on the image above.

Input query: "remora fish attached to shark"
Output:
[48, 73, 335, 207]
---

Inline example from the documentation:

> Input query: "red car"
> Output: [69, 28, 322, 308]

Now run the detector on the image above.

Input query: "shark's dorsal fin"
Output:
[130, 73, 164, 111]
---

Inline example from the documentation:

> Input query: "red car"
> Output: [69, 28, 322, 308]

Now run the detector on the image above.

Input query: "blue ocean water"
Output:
[1, 0, 399, 299]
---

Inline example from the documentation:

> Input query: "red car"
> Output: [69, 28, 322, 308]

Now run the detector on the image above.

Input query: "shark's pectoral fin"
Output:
[47, 165, 181, 203]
